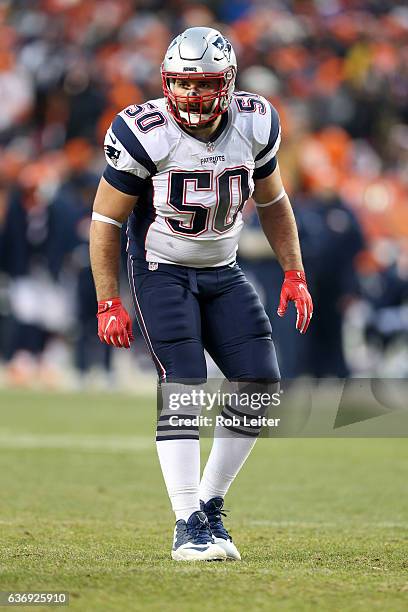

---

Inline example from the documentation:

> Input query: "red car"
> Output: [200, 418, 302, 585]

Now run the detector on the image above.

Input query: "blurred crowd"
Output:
[0, 0, 407, 388]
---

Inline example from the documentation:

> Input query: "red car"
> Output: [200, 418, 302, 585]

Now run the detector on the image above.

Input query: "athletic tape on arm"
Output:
[92, 211, 123, 228]
[254, 189, 286, 208]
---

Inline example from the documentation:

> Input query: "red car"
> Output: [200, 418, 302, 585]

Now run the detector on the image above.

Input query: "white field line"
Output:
[0, 431, 151, 453]
[249, 520, 408, 529]
[0, 518, 405, 529]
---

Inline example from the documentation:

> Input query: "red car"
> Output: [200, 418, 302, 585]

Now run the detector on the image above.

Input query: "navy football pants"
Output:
[127, 256, 280, 383]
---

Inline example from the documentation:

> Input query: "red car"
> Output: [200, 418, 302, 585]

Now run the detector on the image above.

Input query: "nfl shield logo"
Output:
[148, 262, 159, 271]
[206, 141, 215, 153]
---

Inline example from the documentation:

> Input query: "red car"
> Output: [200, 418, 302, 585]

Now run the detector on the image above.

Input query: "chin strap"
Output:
[178, 109, 212, 124]
[178, 95, 221, 126]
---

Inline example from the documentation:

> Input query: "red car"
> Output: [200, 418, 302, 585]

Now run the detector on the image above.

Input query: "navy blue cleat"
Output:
[171, 510, 227, 561]
[200, 497, 241, 560]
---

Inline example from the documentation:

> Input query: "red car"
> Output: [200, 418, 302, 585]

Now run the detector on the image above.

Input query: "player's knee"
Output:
[246, 337, 280, 381]
[155, 338, 207, 381]
[163, 363, 207, 382]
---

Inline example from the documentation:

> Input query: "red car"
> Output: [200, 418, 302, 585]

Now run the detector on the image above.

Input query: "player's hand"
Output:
[277, 270, 313, 334]
[97, 297, 134, 348]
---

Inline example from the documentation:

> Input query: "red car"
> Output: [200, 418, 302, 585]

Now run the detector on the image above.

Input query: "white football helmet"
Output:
[161, 27, 237, 128]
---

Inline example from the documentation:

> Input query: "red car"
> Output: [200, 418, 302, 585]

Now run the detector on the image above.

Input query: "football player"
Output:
[90, 27, 313, 561]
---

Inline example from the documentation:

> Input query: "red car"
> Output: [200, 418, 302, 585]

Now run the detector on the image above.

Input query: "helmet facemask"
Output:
[161, 68, 236, 128]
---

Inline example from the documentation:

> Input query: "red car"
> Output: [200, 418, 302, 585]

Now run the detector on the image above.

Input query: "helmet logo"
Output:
[183, 67, 197, 72]
[212, 36, 232, 62]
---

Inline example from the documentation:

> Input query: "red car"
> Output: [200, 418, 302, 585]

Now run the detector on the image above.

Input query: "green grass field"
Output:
[0, 389, 407, 611]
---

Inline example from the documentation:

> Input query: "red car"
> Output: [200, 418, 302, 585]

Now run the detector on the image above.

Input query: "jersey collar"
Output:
[169, 109, 230, 149]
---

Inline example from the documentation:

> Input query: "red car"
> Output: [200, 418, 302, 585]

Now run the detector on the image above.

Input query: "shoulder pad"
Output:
[232, 91, 281, 162]
[105, 99, 173, 176]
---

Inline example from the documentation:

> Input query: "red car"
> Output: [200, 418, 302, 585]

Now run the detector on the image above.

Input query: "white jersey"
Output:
[103, 92, 281, 267]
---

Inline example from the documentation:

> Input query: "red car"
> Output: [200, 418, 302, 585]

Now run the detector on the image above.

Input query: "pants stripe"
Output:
[127, 257, 167, 381]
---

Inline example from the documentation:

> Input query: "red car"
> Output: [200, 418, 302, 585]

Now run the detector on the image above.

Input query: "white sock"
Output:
[199, 426, 258, 503]
[156, 438, 201, 522]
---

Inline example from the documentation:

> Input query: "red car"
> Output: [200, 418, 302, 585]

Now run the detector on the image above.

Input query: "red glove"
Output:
[277, 270, 313, 334]
[97, 297, 134, 348]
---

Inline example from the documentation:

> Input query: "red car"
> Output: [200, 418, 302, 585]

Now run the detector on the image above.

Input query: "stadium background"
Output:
[0, 0, 407, 388]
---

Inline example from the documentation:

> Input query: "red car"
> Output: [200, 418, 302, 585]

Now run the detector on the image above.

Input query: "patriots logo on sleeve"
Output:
[104, 145, 121, 166]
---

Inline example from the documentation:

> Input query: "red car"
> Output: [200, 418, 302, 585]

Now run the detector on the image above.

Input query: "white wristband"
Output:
[254, 189, 286, 208]
[92, 211, 123, 228]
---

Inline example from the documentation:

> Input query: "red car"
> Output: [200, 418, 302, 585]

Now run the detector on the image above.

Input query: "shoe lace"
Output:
[188, 518, 213, 545]
[207, 506, 231, 540]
